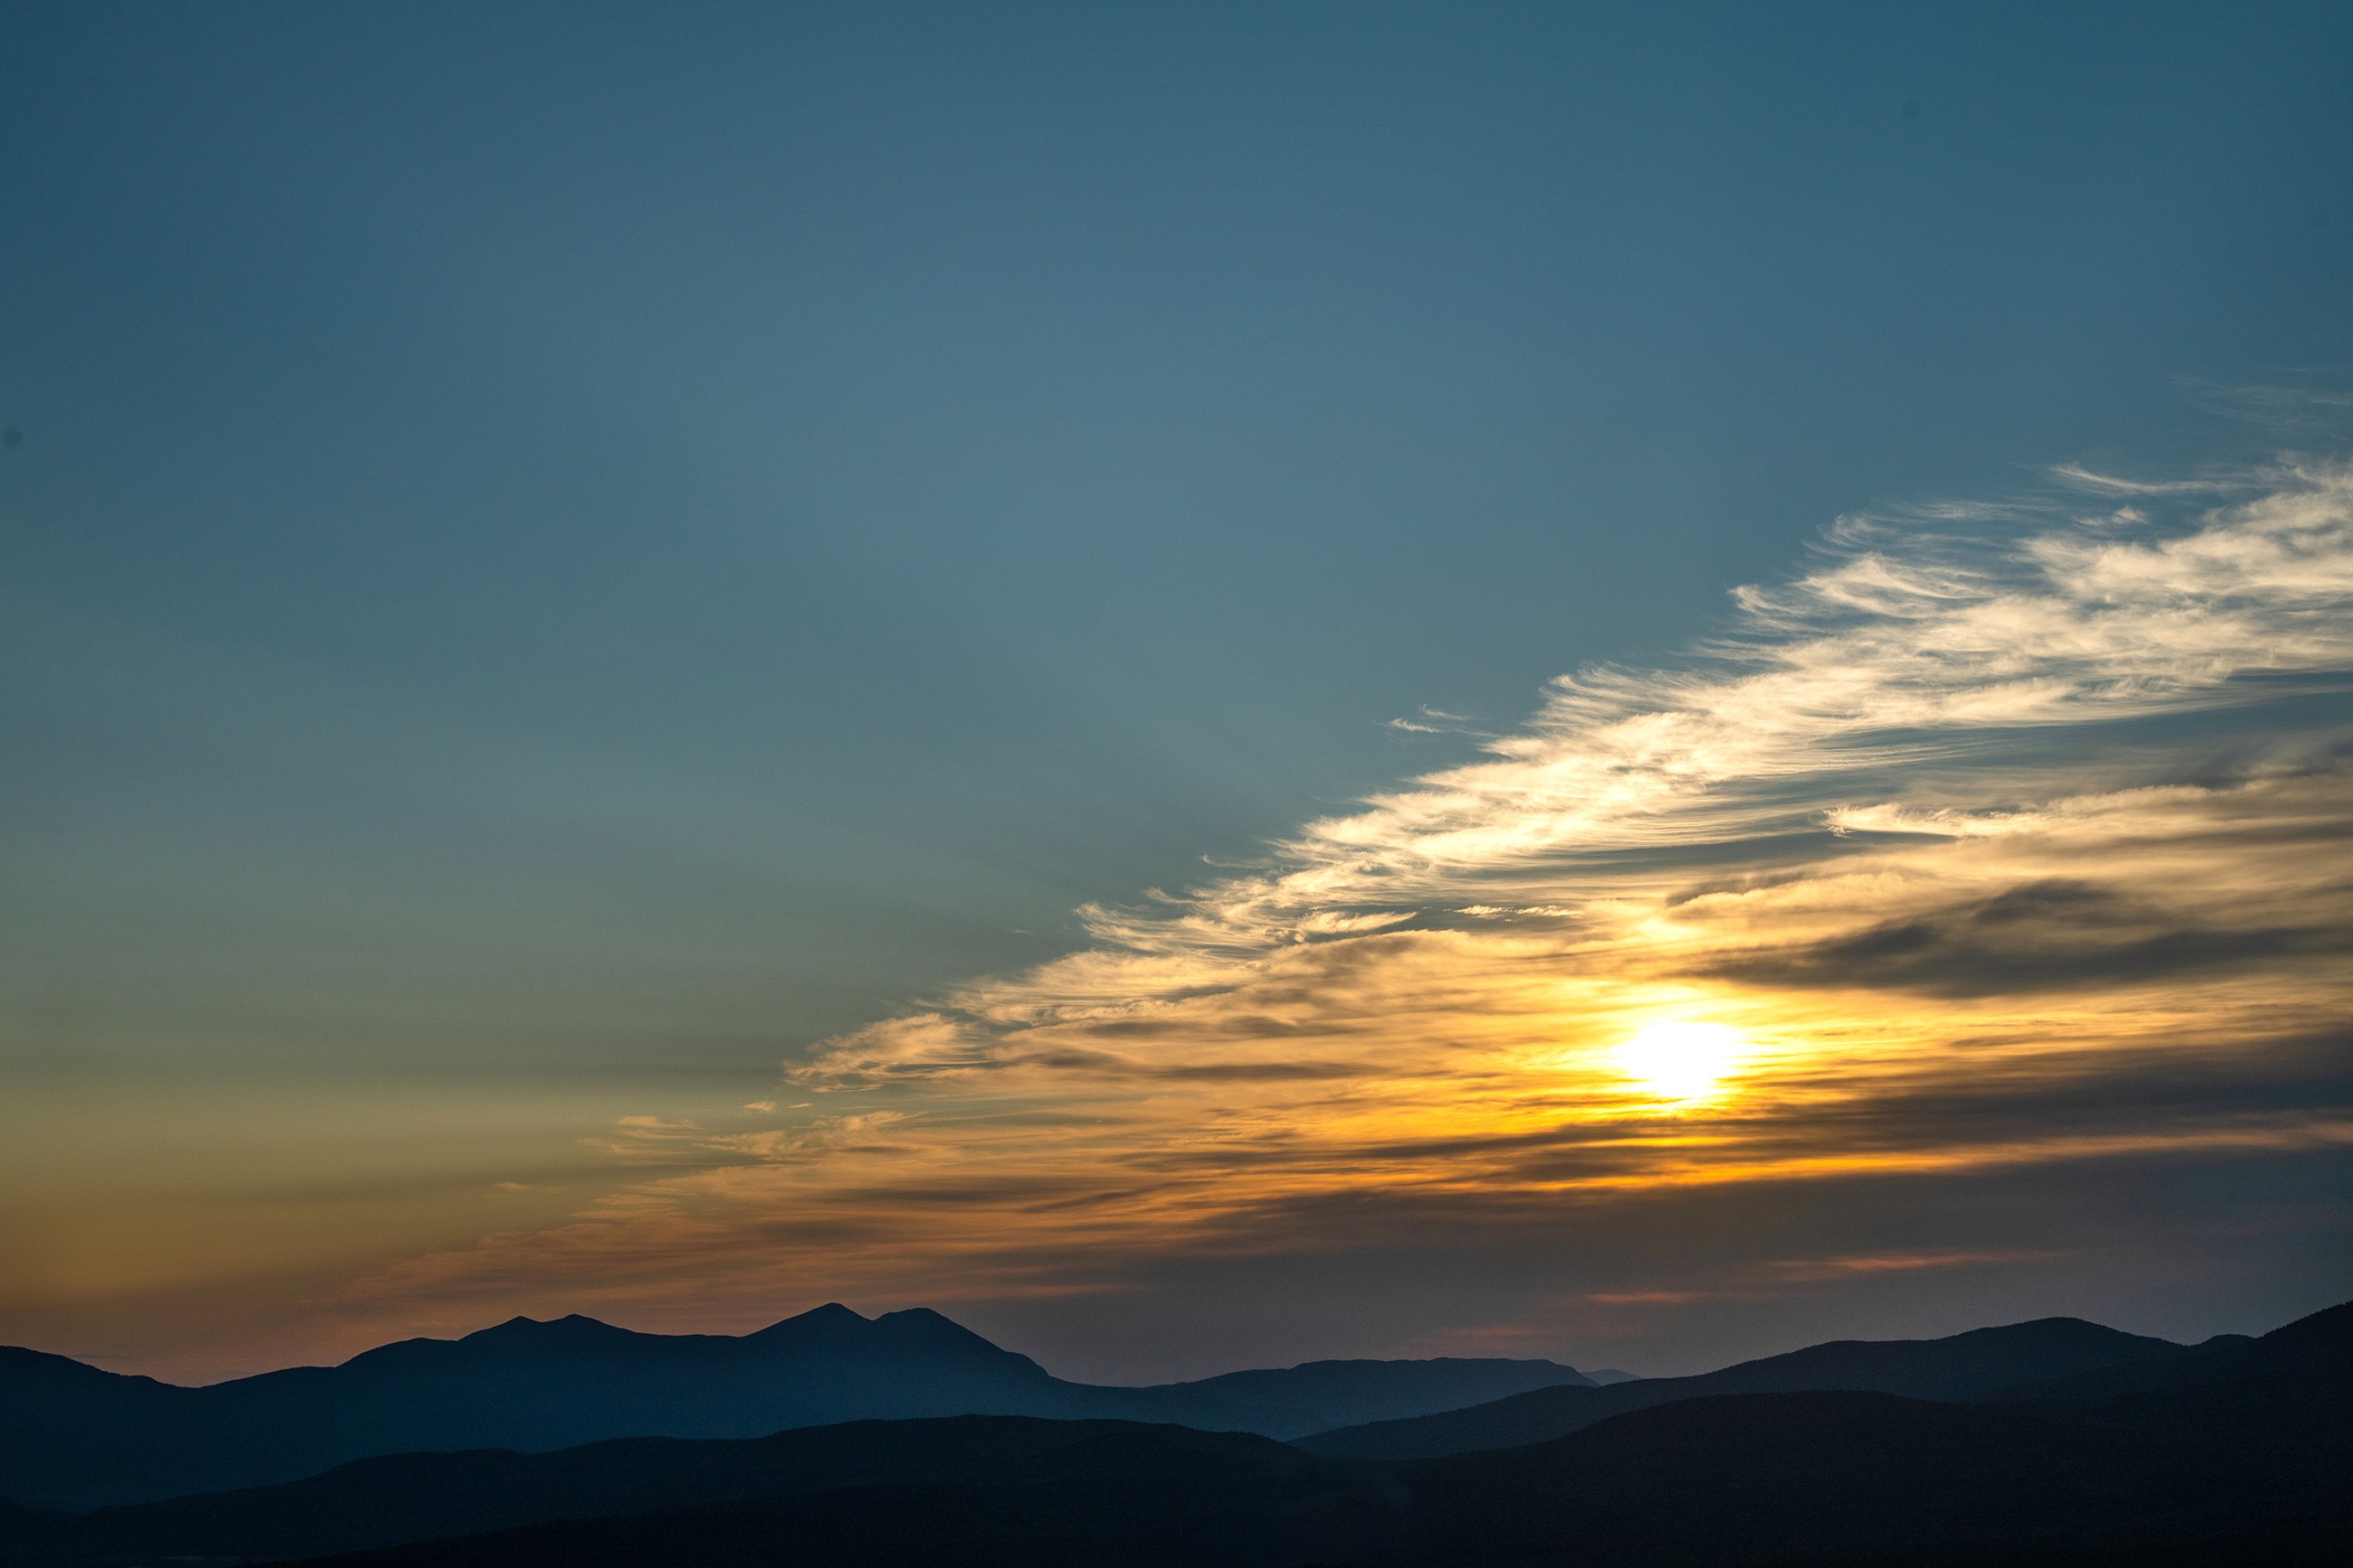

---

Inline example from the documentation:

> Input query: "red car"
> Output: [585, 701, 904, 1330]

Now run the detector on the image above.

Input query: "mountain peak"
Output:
[1952, 1316, 2141, 1341]
[872, 1307, 1019, 1350]
[462, 1314, 634, 1345]
[747, 1303, 870, 1339]
[2258, 1298, 2353, 1353]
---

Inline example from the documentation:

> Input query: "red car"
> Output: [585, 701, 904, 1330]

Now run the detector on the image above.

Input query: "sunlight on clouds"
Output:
[339, 458, 2353, 1329]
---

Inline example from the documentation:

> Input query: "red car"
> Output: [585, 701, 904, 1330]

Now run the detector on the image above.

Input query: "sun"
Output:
[1612, 1020, 1744, 1101]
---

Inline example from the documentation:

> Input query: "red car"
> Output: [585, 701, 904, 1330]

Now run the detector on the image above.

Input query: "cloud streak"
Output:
[341, 458, 2353, 1366]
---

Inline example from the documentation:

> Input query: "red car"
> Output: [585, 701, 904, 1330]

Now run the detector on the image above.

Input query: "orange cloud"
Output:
[328, 461, 2353, 1356]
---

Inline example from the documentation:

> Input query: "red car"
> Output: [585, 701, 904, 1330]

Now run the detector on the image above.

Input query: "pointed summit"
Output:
[751, 1302, 866, 1331]
[745, 1303, 872, 1346]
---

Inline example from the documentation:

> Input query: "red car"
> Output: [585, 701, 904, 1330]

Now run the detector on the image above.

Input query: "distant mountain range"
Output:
[1297, 1313, 2228, 1459]
[2, 1300, 2344, 1567]
[0, 1306, 1588, 1508]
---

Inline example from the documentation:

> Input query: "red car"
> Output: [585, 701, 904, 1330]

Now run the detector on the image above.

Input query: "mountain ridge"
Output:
[10, 1297, 2329, 1568]
[0, 1306, 1587, 1509]
[5, 1300, 2343, 1566]
[1297, 1313, 2192, 1459]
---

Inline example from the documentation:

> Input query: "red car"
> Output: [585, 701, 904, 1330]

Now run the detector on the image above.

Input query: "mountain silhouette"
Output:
[0, 1307, 1586, 1508]
[1298, 1313, 2196, 1459]
[1394, 1301, 2353, 1565]
[3, 1301, 2345, 1566]
[1128, 1356, 1596, 1434]
[6, 1297, 2325, 1568]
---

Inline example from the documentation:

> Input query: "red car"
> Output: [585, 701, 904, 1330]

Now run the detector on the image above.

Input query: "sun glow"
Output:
[1613, 1021, 1745, 1101]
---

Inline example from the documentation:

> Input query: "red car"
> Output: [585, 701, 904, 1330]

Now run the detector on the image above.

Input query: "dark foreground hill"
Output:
[0, 1418, 1352, 1567]
[1300, 1313, 2202, 1459]
[1407, 1299, 2353, 1566]
[0, 1307, 1586, 1508]
[309, 1425, 1393, 1568]
[5, 1301, 2345, 1568]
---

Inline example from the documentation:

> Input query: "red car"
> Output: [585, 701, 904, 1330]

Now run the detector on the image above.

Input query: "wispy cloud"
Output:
[342, 459, 2353, 1355]
[1756, 1250, 2056, 1283]
[1386, 707, 1486, 736]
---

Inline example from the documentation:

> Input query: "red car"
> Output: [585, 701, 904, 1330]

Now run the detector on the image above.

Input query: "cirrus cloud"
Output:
[341, 458, 2353, 1371]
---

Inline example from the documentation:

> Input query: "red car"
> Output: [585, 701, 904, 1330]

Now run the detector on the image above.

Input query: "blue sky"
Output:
[4, 2, 2351, 1382]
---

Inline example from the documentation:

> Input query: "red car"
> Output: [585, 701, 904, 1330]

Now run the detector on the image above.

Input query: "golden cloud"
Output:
[343, 461, 2353, 1335]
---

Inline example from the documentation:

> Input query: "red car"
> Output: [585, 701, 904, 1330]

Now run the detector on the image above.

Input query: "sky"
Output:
[3, 1, 2351, 1386]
